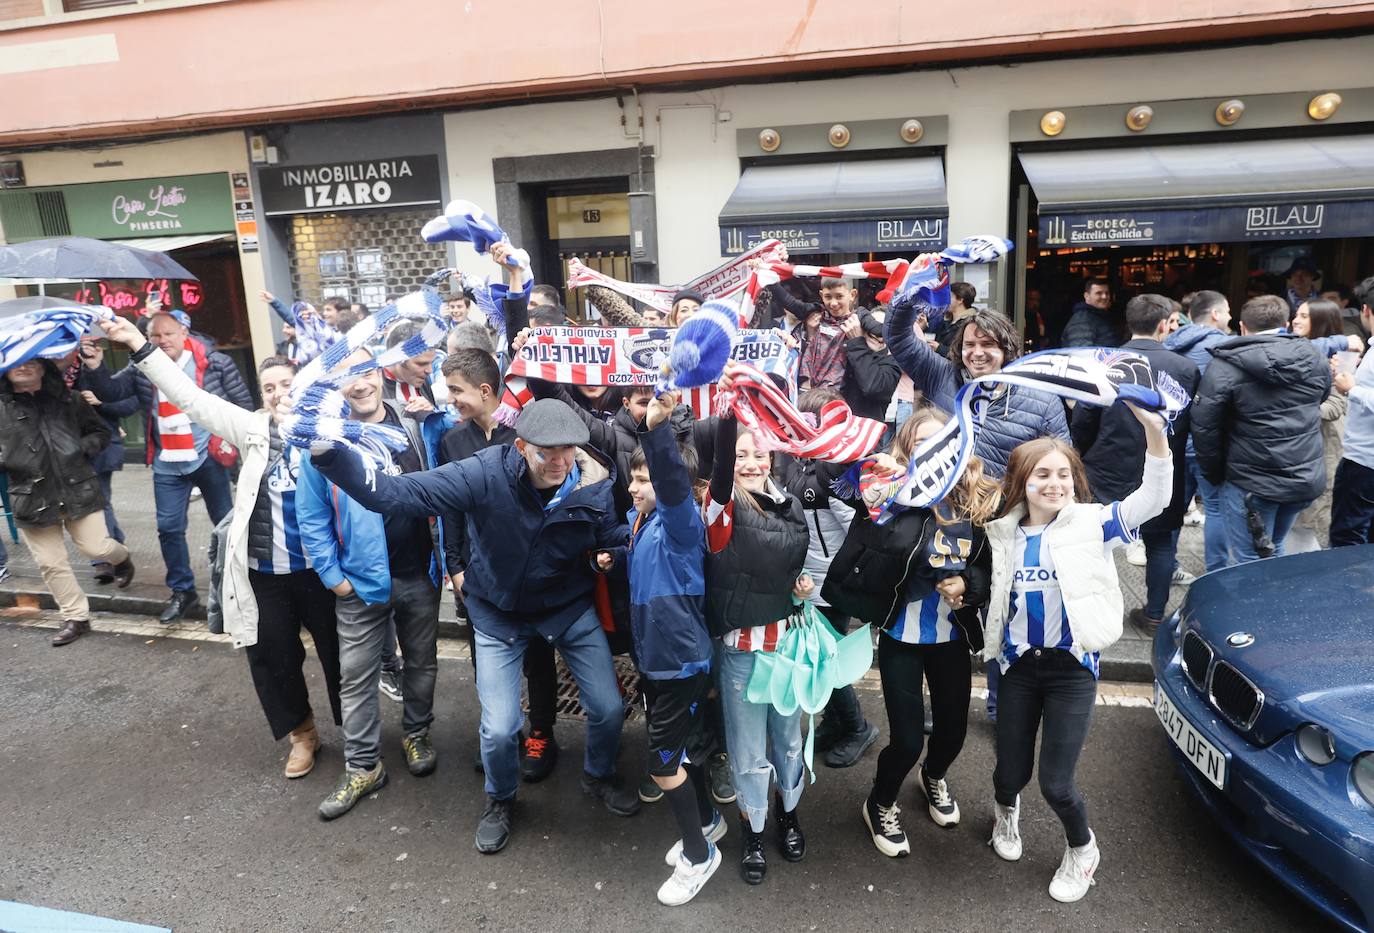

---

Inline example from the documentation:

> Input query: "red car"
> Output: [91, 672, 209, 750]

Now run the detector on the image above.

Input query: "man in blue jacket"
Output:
[600, 391, 720, 906]
[1165, 289, 1233, 570]
[297, 350, 443, 821]
[310, 397, 639, 853]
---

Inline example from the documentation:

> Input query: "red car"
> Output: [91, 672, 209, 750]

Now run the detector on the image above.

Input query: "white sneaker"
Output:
[663, 810, 728, 866]
[657, 842, 721, 906]
[1125, 539, 1147, 567]
[1183, 507, 1204, 527]
[1048, 831, 1100, 903]
[862, 795, 911, 858]
[920, 764, 960, 827]
[1171, 568, 1196, 586]
[989, 797, 1022, 861]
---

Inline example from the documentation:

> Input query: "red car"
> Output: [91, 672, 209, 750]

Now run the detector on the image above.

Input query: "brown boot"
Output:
[51, 619, 90, 646]
[285, 715, 321, 779]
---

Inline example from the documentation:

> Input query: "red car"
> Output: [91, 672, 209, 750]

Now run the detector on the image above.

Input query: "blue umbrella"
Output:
[0, 236, 197, 282]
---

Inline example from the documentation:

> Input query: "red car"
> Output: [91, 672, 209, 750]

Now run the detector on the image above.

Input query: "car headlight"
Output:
[1354, 754, 1374, 807]
[1296, 724, 1337, 766]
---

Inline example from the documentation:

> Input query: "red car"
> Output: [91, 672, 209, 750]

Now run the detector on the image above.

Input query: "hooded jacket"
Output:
[311, 439, 623, 643]
[0, 362, 109, 526]
[1060, 301, 1123, 349]
[1191, 333, 1332, 503]
[885, 300, 1069, 477]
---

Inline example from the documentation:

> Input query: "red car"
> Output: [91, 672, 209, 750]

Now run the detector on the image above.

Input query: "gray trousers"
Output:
[336, 574, 440, 770]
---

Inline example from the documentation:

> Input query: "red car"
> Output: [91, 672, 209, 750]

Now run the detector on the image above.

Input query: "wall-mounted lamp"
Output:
[758, 128, 781, 152]
[1125, 105, 1154, 131]
[1040, 110, 1067, 136]
[899, 119, 924, 144]
[1215, 99, 1245, 126]
[1308, 92, 1342, 121]
[828, 124, 851, 148]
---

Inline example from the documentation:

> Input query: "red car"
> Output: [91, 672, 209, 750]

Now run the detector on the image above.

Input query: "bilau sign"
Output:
[1039, 199, 1372, 246]
[259, 156, 442, 215]
[720, 216, 946, 255]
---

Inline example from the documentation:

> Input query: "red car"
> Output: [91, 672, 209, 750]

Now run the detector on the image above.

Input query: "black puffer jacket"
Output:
[0, 362, 110, 526]
[1191, 333, 1332, 503]
[1060, 302, 1123, 349]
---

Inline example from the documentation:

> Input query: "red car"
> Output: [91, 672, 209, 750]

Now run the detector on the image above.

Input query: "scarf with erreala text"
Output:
[717, 364, 885, 464]
[156, 346, 203, 463]
[281, 289, 448, 485]
[565, 239, 786, 314]
[835, 348, 1191, 522]
[0, 306, 114, 374]
[496, 327, 795, 426]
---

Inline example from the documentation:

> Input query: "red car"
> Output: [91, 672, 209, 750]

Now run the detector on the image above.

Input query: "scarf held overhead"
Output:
[565, 239, 786, 314]
[497, 326, 795, 424]
[842, 348, 1190, 522]
[0, 305, 113, 373]
[716, 364, 884, 465]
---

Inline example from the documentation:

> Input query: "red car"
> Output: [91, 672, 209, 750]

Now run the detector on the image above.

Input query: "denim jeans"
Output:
[1218, 482, 1311, 565]
[153, 458, 232, 592]
[993, 648, 1098, 848]
[473, 606, 623, 801]
[1140, 528, 1178, 620]
[336, 574, 440, 770]
[1186, 457, 1229, 572]
[1330, 458, 1374, 547]
[718, 645, 805, 832]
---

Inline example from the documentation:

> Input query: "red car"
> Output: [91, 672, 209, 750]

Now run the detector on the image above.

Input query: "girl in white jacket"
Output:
[982, 404, 1170, 903]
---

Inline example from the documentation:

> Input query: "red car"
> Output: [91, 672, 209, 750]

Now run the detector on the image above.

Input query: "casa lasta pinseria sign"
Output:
[258, 155, 443, 215]
[59, 173, 235, 239]
[1038, 199, 1374, 246]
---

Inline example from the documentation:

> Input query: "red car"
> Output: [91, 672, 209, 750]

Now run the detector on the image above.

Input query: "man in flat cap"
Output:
[310, 398, 638, 854]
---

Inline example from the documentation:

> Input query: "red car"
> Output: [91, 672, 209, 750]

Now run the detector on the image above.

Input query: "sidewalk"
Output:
[0, 468, 1206, 681]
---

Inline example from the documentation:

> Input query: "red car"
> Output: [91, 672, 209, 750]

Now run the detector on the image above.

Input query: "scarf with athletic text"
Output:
[496, 326, 795, 426]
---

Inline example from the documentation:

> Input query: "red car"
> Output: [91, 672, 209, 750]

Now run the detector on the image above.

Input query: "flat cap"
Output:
[515, 398, 590, 447]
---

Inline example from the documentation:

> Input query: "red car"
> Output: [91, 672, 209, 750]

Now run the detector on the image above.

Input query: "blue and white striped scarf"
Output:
[280, 288, 447, 485]
[0, 306, 113, 373]
[291, 301, 341, 363]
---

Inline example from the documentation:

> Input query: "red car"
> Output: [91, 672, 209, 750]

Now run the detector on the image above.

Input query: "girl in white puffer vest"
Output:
[982, 404, 1171, 904]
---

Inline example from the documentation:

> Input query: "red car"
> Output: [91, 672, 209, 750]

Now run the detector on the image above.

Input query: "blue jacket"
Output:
[885, 301, 1069, 477]
[295, 401, 442, 606]
[312, 440, 624, 643]
[624, 421, 711, 681]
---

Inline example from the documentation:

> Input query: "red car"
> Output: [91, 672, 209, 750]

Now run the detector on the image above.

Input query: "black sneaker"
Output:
[580, 772, 641, 817]
[317, 763, 387, 820]
[920, 763, 961, 827]
[812, 715, 844, 754]
[639, 773, 665, 804]
[520, 729, 558, 783]
[707, 752, 737, 805]
[775, 797, 805, 862]
[402, 728, 437, 777]
[378, 669, 404, 703]
[823, 721, 879, 768]
[740, 817, 766, 885]
[475, 796, 513, 854]
[862, 794, 911, 858]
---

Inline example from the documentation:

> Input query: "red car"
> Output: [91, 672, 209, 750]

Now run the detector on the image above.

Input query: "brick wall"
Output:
[0, 0, 45, 22]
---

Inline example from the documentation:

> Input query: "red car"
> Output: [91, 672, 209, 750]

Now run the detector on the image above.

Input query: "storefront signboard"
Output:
[59, 173, 234, 238]
[720, 216, 947, 255]
[1038, 199, 1374, 246]
[258, 155, 443, 215]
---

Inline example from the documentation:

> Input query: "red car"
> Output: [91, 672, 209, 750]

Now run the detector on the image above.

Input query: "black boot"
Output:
[159, 589, 198, 624]
[112, 557, 136, 589]
[776, 796, 805, 862]
[740, 816, 766, 885]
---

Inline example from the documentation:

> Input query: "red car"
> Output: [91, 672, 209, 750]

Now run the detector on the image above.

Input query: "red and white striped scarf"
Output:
[716, 365, 883, 464]
[156, 351, 198, 463]
[747, 259, 911, 306]
[566, 239, 786, 313]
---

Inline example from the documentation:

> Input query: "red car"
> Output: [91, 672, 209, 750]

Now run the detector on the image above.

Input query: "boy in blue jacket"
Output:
[598, 390, 720, 906]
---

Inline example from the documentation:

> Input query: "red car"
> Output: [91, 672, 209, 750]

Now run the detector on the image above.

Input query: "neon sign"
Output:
[74, 279, 204, 316]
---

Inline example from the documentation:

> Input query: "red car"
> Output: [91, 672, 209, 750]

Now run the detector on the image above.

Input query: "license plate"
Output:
[1155, 682, 1228, 790]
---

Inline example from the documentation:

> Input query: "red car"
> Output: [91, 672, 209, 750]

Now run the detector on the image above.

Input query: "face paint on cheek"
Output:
[533, 450, 547, 464]
[1027, 484, 1038, 493]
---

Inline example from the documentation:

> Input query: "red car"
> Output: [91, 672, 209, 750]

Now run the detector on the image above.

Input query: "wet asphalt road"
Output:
[0, 622, 1325, 933]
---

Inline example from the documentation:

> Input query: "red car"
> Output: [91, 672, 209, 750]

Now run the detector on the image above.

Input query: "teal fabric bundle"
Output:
[745, 601, 874, 781]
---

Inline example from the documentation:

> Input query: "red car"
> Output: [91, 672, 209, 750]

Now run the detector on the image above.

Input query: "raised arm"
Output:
[310, 445, 483, 519]
[1115, 406, 1174, 530]
[884, 299, 958, 412]
[586, 285, 648, 327]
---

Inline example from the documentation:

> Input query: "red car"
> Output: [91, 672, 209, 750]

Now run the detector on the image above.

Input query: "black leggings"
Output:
[992, 649, 1098, 847]
[871, 636, 971, 807]
[245, 569, 342, 740]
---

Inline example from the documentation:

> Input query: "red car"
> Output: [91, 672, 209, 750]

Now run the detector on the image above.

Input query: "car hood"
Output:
[1185, 546, 1374, 744]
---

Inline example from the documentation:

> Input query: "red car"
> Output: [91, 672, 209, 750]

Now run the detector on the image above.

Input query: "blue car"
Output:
[1152, 545, 1374, 932]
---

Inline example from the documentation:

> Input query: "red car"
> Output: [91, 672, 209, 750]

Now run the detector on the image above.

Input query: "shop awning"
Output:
[105, 233, 234, 252]
[1022, 135, 1374, 247]
[718, 157, 948, 255]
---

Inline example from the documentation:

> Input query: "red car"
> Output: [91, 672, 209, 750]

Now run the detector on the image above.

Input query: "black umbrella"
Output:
[0, 236, 198, 282]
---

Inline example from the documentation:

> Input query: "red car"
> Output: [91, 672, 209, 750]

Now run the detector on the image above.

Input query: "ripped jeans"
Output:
[718, 644, 805, 832]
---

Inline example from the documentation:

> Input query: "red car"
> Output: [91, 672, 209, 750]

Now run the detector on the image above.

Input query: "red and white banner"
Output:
[746, 258, 912, 306]
[566, 239, 787, 313]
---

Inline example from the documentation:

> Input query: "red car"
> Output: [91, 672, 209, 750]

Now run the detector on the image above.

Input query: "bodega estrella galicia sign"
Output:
[259, 156, 442, 215]
[1038, 199, 1374, 246]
